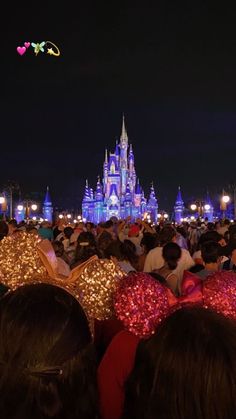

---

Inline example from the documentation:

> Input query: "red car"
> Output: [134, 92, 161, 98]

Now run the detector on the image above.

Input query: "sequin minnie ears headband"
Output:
[114, 271, 236, 339]
[0, 232, 125, 321]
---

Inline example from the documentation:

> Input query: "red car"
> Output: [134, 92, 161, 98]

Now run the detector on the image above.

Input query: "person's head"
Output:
[8, 219, 18, 235]
[128, 224, 140, 238]
[123, 306, 236, 419]
[52, 240, 65, 257]
[201, 240, 223, 266]
[0, 283, 97, 419]
[74, 231, 101, 265]
[0, 221, 8, 241]
[140, 232, 157, 254]
[103, 220, 113, 233]
[97, 231, 114, 255]
[63, 226, 74, 239]
[157, 226, 176, 247]
[162, 242, 181, 270]
[200, 230, 226, 247]
[85, 222, 94, 232]
[104, 239, 138, 266]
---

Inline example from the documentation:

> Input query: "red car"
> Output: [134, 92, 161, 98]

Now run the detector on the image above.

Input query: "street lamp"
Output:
[31, 204, 38, 211]
[0, 197, 5, 204]
[221, 193, 230, 219]
[190, 204, 197, 211]
[204, 204, 211, 211]
[17, 204, 23, 211]
[222, 195, 230, 203]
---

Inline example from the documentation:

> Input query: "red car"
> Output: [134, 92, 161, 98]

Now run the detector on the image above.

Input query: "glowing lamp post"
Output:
[221, 194, 230, 219]
[190, 204, 197, 211]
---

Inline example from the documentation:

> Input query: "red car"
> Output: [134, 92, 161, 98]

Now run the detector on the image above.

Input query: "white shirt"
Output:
[144, 246, 195, 283]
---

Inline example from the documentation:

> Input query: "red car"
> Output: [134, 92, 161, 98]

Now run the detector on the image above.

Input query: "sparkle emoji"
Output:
[46, 41, 60, 57]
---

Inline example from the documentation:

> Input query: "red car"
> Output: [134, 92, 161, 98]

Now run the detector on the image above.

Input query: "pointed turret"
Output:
[174, 186, 184, 224]
[95, 176, 103, 201]
[120, 114, 128, 142]
[44, 186, 52, 205]
[43, 186, 53, 222]
[105, 149, 108, 164]
[83, 179, 90, 201]
[90, 187, 94, 200]
[135, 178, 141, 194]
[147, 182, 158, 222]
[119, 114, 129, 194]
[176, 186, 184, 205]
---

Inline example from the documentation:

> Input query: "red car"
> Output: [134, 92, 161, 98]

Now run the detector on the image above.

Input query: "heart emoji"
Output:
[17, 46, 26, 56]
[24, 42, 30, 48]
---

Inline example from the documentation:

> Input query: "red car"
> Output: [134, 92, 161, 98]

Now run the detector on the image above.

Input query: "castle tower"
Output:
[124, 182, 132, 218]
[174, 186, 184, 224]
[147, 182, 158, 223]
[133, 178, 142, 219]
[43, 186, 53, 222]
[82, 179, 91, 222]
[128, 144, 136, 194]
[94, 176, 104, 223]
[103, 149, 108, 195]
[119, 115, 129, 195]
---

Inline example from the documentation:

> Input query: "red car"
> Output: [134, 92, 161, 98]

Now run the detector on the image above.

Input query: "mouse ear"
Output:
[203, 271, 236, 321]
[114, 272, 170, 339]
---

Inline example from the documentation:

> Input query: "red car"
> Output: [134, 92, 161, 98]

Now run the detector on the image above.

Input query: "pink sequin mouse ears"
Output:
[114, 271, 236, 339]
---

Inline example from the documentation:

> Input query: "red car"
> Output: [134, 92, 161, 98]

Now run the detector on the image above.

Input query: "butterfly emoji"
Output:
[31, 41, 45, 56]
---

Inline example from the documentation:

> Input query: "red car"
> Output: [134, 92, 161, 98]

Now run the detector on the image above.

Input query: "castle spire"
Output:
[176, 185, 183, 204]
[120, 114, 128, 141]
[105, 149, 108, 164]
[44, 185, 52, 205]
[174, 186, 184, 224]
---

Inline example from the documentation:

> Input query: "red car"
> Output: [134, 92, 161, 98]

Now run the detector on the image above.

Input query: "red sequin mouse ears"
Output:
[114, 270, 236, 339]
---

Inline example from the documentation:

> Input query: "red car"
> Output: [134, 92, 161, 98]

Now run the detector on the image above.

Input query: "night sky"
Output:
[2, 3, 236, 212]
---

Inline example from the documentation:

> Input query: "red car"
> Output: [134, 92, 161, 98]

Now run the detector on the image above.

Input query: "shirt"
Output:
[98, 330, 140, 419]
[144, 246, 195, 284]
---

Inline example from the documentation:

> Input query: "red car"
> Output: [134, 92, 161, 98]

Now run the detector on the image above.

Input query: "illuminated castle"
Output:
[82, 116, 158, 223]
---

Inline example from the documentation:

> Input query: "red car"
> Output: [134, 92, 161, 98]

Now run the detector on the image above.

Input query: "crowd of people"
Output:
[0, 214, 236, 418]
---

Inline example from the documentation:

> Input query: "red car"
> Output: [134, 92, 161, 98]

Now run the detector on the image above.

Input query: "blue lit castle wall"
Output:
[82, 116, 158, 223]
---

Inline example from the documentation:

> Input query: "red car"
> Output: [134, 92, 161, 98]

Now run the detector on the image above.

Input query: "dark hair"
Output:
[189, 263, 205, 273]
[63, 226, 74, 239]
[52, 240, 64, 257]
[8, 219, 18, 228]
[123, 306, 236, 419]
[104, 240, 138, 266]
[0, 283, 98, 419]
[0, 221, 8, 241]
[103, 220, 113, 229]
[201, 240, 222, 264]
[97, 231, 114, 256]
[72, 232, 101, 267]
[162, 242, 181, 270]
[120, 240, 138, 266]
[157, 226, 176, 247]
[140, 233, 157, 253]
[200, 230, 223, 245]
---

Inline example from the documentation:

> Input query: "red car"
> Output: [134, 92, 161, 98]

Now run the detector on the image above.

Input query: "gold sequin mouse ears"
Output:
[0, 232, 125, 320]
